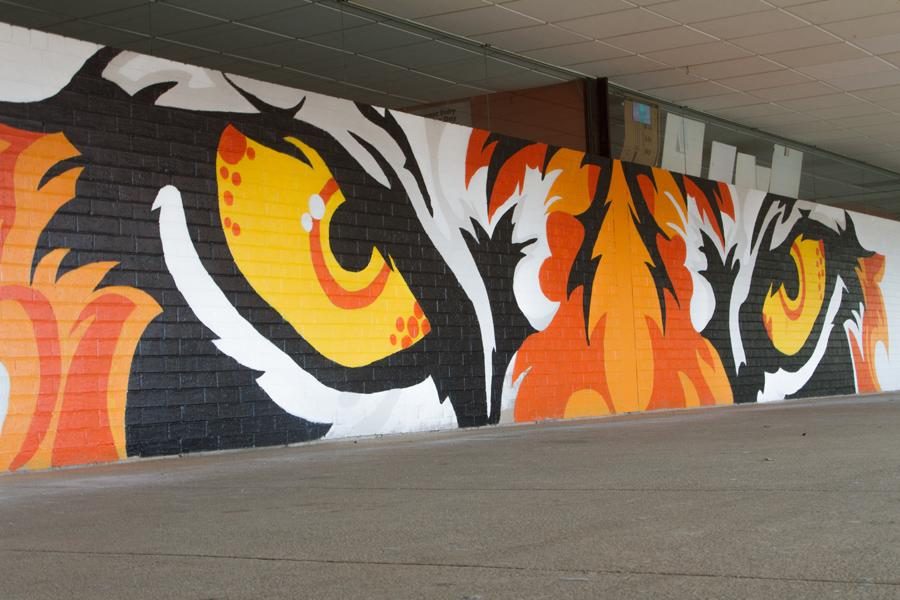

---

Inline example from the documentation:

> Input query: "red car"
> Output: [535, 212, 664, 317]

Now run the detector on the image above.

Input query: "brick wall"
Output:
[1, 25, 898, 472]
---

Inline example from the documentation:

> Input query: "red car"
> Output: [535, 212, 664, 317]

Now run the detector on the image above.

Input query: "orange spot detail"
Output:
[231, 222, 241, 236]
[407, 317, 419, 338]
[224, 191, 234, 206]
[401, 336, 412, 349]
[219, 124, 247, 165]
[232, 172, 242, 186]
[219, 166, 229, 180]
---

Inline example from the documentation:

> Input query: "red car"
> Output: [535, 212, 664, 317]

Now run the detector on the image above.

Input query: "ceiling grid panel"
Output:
[3, 0, 900, 189]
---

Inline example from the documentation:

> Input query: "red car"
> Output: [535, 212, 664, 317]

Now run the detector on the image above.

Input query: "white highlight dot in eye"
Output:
[301, 213, 313, 232]
[308, 194, 325, 220]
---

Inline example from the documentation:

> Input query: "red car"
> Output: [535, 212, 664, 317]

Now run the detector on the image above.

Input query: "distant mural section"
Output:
[0, 25, 898, 471]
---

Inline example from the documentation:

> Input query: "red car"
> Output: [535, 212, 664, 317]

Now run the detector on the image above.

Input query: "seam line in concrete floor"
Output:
[1, 548, 898, 587]
[5, 485, 898, 493]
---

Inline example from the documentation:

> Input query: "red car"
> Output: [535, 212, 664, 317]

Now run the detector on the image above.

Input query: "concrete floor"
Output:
[2, 393, 900, 599]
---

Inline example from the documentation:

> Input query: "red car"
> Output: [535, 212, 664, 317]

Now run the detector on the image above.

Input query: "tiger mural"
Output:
[0, 35, 896, 469]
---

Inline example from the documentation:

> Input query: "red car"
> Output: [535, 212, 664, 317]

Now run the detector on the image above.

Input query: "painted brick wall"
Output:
[1, 24, 899, 472]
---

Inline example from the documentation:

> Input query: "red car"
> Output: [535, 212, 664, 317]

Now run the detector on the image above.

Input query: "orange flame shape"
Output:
[512, 156, 732, 421]
[849, 254, 889, 392]
[0, 123, 161, 471]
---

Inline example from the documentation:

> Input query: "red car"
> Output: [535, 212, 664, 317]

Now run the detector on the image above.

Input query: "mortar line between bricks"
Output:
[177, 485, 900, 494]
[3, 485, 899, 494]
[2, 548, 898, 587]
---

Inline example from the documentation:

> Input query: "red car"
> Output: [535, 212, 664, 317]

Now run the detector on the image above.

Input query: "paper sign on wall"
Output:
[756, 166, 771, 192]
[770, 144, 803, 198]
[406, 100, 473, 126]
[621, 100, 660, 167]
[734, 152, 757, 189]
[661, 114, 705, 177]
[708, 141, 737, 184]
